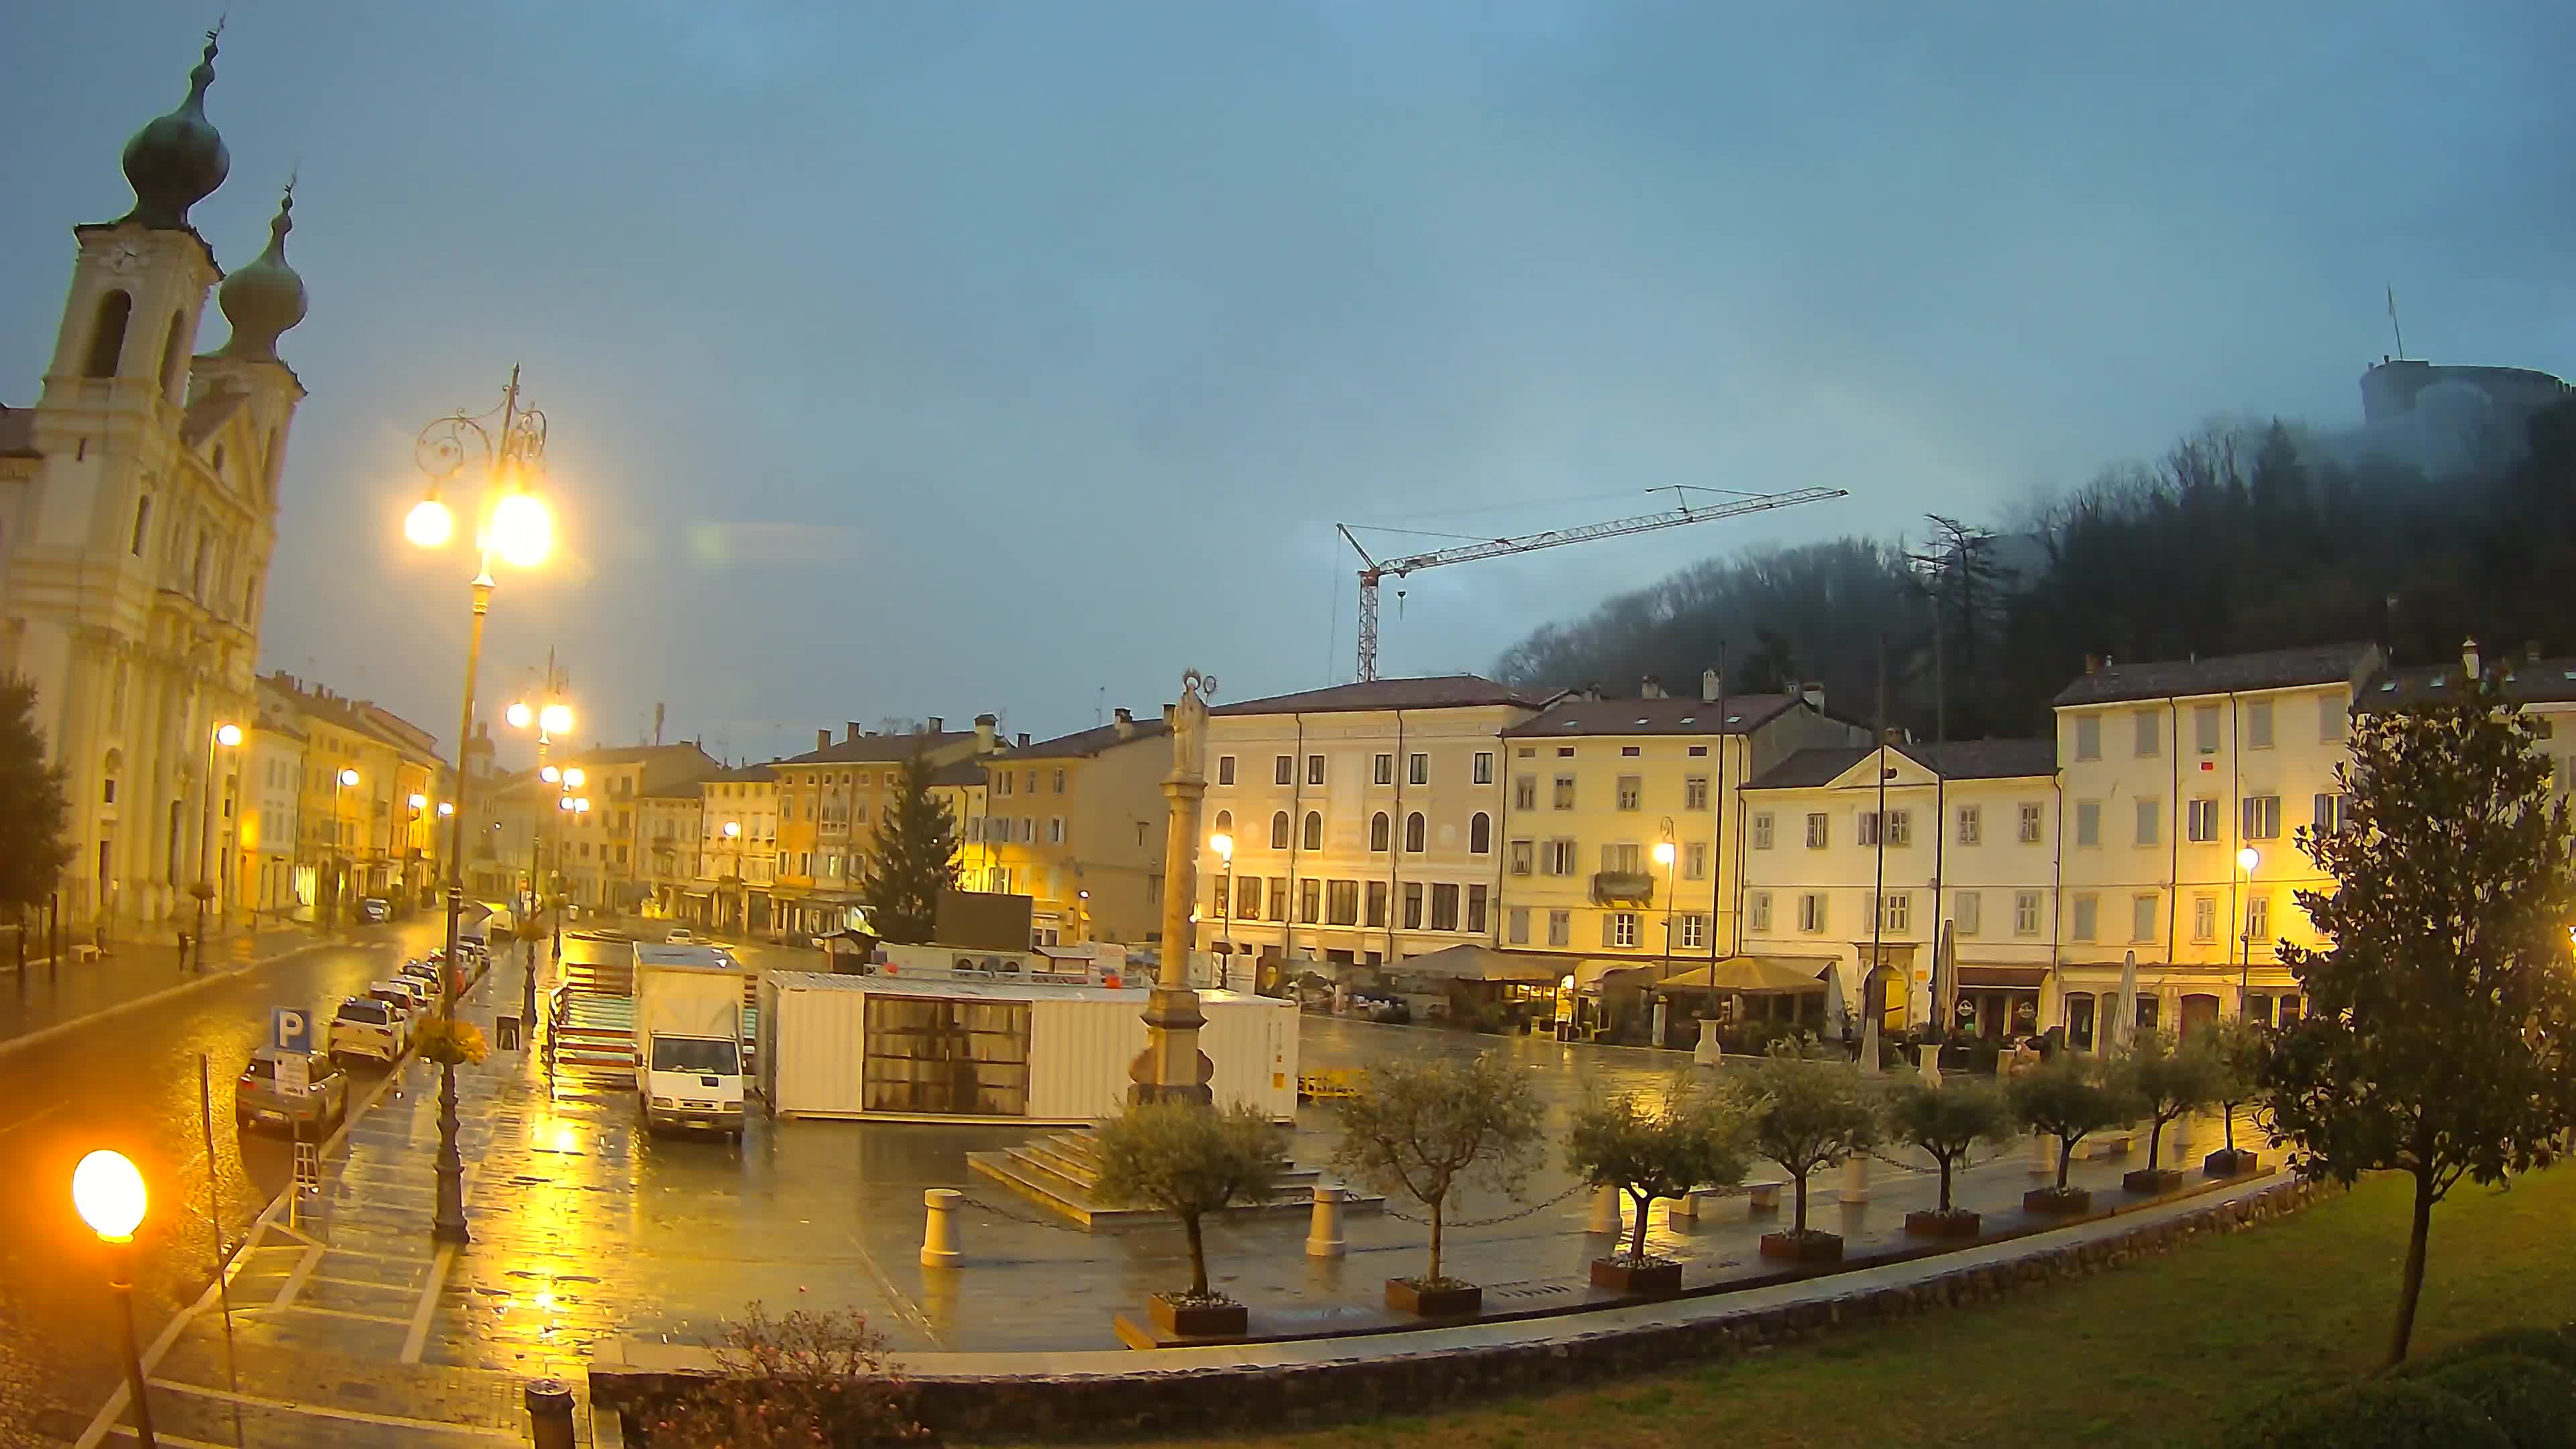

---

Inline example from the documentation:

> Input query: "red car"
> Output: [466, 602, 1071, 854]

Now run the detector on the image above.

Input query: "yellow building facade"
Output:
[964, 709, 1169, 945]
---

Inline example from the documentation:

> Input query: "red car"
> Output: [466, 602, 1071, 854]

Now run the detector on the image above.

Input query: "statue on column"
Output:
[1132, 668, 1218, 1107]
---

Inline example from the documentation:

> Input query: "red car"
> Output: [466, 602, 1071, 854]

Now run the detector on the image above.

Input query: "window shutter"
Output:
[1600, 913, 1615, 947]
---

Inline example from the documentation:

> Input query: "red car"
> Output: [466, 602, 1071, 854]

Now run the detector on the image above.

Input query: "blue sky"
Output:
[4, 2, 2569, 764]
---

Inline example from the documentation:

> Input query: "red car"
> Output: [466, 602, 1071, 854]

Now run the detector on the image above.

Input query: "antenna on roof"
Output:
[2386, 284, 2406, 362]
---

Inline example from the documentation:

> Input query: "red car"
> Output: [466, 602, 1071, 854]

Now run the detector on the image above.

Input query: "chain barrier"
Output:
[1379, 1179, 1591, 1229]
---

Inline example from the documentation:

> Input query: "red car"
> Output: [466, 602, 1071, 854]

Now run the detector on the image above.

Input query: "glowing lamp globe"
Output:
[72, 1150, 147, 1242]
[563, 767, 586, 789]
[540, 765, 560, 784]
[1652, 841, 1676, 866]
[215, 722, 243, 748]
[505, 702, 533, 731]
[437, 802, 454, 816]
[2237, 847, 2259, 872]
[1210, 831, 1233, 860]
[409, 793, 428, 811]
[488, 492, 552, 570]
[337, 768, 360, 788]
[539, 703, 573, 735]
[405, 496, 454, 548]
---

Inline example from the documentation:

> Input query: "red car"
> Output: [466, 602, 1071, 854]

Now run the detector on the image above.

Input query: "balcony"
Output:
[1591, 871, 1655, 906]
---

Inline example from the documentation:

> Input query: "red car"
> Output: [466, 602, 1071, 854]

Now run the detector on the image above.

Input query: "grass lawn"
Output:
[1061, 1166, 2575, 1449]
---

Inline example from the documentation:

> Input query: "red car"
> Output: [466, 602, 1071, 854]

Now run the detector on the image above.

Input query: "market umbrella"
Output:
[2116, 949, 2139, 1051]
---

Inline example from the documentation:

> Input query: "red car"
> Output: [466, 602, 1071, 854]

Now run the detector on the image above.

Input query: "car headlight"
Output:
[653, 1096, 676, 1108]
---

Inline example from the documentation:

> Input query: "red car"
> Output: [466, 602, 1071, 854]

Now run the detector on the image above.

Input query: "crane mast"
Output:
[1338, 486, 1847, 682]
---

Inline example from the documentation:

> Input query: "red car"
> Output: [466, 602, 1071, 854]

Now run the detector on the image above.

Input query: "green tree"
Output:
[1565, 1074, 1753, 1265]
[0, 677, 73, 915]
[1093, 1100, 1286, 1302]
[1330, 1053, 1545, 1287]
[2114, 1030, 2226, 1171]
[2197, 1016, 2273, 1160]
[2265, 675, 2576, 1367]
[2009, 1055, 2139, 1193]
[1874, 1075, 2012, 1214]
[857, 749, 959, 945]
[1745, 1041, 1878, 1236]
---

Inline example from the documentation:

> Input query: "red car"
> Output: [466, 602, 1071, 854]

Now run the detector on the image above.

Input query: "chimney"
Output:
[1801, 681, 1825, 714]
[846, 721, 861, 744]
[2463, 637, 2481, 681]
[927, 716, 945, 734]
[975, 714, 998, 753]
[1701, 667, 1721, 702]
[1641, 674, 1665, 699]
[1113, 706, 1135, 739]
[2528, 641, 2542, 664]
[816, 729, 831, 751]
[2082, 654, 2101, 675]
[1581, 682, 1603, 702]
[1016, 732, 1031, 748]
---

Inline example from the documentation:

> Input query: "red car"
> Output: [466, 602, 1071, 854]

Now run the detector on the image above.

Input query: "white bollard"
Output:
[1668, 1189, 1699, 1222]
[1587, 1185, 1621, 1236]
[2029, 1131, 2056, 1177]
[1305, 1184, 1347, 1258]
[1841, 1153, 1871, 1203]
[1917, 1045, 1943, 1087]
[920, 1187, 963, 1268]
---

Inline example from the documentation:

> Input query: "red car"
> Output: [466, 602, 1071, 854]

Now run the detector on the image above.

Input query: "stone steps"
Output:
[965, 1128, 1383, 1230]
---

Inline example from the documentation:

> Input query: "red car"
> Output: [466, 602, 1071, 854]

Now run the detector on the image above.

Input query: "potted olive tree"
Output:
[1093, 1100, 1287, 1338]
[1331, 1052, 1545, 1318]
[2009, 1054, 2139, 1215]
[1566, 1074, 1752, 1296]
[1876, 1074, 2012, 1238]
[2200, 1017, 2271, 1176]
[1746, 1040, 1878, 1263]
[2116, 1030, 2224, 1195]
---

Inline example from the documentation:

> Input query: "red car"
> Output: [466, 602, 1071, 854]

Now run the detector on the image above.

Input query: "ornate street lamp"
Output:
[1210, 831, 1235, 989]
[508, 674, 573, 1024]
[409, 367, 553, 1246]
[73, 1149, 154, 1447]
[2237, 845, 2259, 1018]
[193, 722, 242, 971]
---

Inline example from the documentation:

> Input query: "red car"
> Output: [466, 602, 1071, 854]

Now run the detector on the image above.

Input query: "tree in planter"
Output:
[1744, 1040, 1878, 1240]
[1874, 1074, 2012, 1218]
[2263, 673, 2576, 1368]
[0, 678, 74, 920]
[2198, 1016, 2272, 1167]
[1564, 1074, 1754, 1267]
[2112, 1030, 2226, 1175]
[644, 1301, 926, 1446]
[2008, 1054, 2140, 1196]
[1093, 1100, 1287, 1303]
[1330, 1052, 1545, 1289]
[857, 748, 961, 945]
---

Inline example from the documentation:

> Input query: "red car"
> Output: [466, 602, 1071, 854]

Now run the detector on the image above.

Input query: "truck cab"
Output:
[633, 943, 748, 1136]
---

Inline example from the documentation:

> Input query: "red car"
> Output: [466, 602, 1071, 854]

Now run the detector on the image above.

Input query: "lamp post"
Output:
[194, 722, 241, 971]
[331, 767, 358, 930]
[1653, 825, 1678, 981]
[2236, 845, 2259, 1018]
[723, 819, 742, 932]
[1210, 831, 1235, 990]
[513, 692, 574, 1023]
[72, 1149, 154, 1448]
[409, 368, 553, 1246]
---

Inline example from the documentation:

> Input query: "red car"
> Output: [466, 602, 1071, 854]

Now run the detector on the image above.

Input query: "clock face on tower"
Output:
[105, 242, 148, 274]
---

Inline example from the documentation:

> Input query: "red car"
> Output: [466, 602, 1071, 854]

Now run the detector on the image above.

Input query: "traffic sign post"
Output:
[270, 1006, 313, 1055]
[273, 1052, 309, 1097]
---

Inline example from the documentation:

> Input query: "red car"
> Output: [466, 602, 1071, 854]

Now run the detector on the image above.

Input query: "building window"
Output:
[1609, 912, 1638, 948]
[1858, 811, 1880, 847]
[1752, 812, 1774, 850]
[2014, 890, 2042, 936]
[2187, 797, 2218, 842]
[2192, 894, 2217, 943]
[1370, 812, 1391, 852]
[2019, 802, 2043, 843]
[1238, 876, 1263, 918]
[1409, 753, 1430, 786]
[1683, 841, 1707, 881]
[1274, 755, 1293, 786]
[2319, 696, 2344, 744]
[1465, 884, 1487, 934]
[997, 773, 1012, 797]
[1374, 753, 1393, 786]
[1547, 910, 1570, 947]
[2134, 709, 2161, 758]
[86, 289, 133, 377]
[1048, 817, 1065, 844]
[1307, 755, 1325, 786]
[130, 494, 152, 557]
[2075, 716, 2101, 761]
[1328, 879, 1359, 926]
[1213, 808, 1232, 839]
[2075, 800, 2100, 848]
[1876, 892, 1911, 933]
[1684, 775, 1709, 810]
[2072, 894, 2098, 941]
[1053, 768, 1067, 793]
[2243, 794, 2282, 841]
[2131, 894, 2159, 943]
[1302, 810, 1322, 851]
[1679, 913, 1707, 949]
[1508, 839, 1532, 875]
[1270, 811, 1290, 849]
[1366, 880, 1389, 927]
[1955, 890, 1981, 936]
[1217, 755, 1235, 786]
[2247, 701, 2274, 749]
[1299, 878, 1322, 924]
[1601, 842, 1642, 874]
[2246, 892, 2270, 944]
[1616, 775, 1642, 811]
[1797, 893, 1827, 933]
[1404, 812, 1426, 852]
[1886, 810, 1911, 847]
[2135, 797, 2160, 847]
[1553, 775, 1575, 810]
[1402, 881, 1424, 929]
[1473, 752, 1494, 785]
[1513, 775, 1536, 810]
[1749, 892, 1772, 932]
[1469, 812, 1492, 853]
[1621, 746, 1640, 758]
[1544, 839, 1576, 875]
[1805, 812, 1829, 849]
[2312, 792, 2348, 835]
[1507, 906, 1530, 945]
[1957, 805, 1980, 846]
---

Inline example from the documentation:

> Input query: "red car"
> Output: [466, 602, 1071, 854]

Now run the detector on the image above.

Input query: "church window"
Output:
[191, 533, 209, 597]
[85, 291, 131, 378]
[159, 312, 188, 402]
[211, 444, 225, 474]
[130, 496, 152, 557]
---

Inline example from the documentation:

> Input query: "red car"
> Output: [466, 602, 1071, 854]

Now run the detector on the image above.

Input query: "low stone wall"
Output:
[597, 1177, 2322, 1443]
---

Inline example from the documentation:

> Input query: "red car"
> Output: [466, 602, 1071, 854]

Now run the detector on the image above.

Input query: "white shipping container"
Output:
[760, 970, 1297, 1124]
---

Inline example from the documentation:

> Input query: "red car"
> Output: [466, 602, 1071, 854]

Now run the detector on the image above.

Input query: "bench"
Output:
[1663, 1178, 1787, 1221]
[2075, 1129, 2137, 1161]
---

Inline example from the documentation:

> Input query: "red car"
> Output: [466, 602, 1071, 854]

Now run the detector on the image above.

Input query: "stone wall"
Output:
[597, 1178, 2323, 1442]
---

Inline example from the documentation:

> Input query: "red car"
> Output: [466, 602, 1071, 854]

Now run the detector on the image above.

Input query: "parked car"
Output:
[328, 996, 406, 1065]
[1348, 991, 1413, 1024]
[358, 897, 390, 923]
[666, 926, 695, 944]
[235, 1048, 350, 1134]
[364, 981, 424, 1033]
[405, 957, 464, 998]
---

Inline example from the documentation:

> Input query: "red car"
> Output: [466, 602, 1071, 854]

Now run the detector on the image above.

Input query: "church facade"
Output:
[0, 29, 310, 929]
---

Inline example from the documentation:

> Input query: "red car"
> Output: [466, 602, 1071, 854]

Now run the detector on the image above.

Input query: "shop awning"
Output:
[1393, 944, 1566, 983]
[1955, 965, 2049, 989]
[1652, 956, 1831, 994]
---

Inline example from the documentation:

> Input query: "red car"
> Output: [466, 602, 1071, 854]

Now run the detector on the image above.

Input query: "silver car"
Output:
[329, 996, 406, 1065]
[235, 1048, 350, 1134]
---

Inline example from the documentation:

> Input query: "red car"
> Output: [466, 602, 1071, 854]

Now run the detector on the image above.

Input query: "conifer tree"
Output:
[858, 748, 959, 944]
[0, 677, 74, 914]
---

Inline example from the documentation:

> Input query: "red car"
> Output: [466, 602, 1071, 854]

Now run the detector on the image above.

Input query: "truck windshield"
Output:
[651, 1038, 739, 1075]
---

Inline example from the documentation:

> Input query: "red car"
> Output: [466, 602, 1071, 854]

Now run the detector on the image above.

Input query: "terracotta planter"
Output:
[1146, 1292, 1246, 1339]
[2023, 1187, 2093, 1216]
[1589, 1257, 1684, 1297]
[1759, 1230, 1844, 1263]
[1384, 1279, 1483, 1318]
[1903, 1208, 1982, 1239]
[2122, 1167, 2185, 1195]
[2203, 1147, 2261, 1177]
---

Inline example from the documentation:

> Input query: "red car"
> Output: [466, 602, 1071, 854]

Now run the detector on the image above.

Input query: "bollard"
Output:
[1586, 1184, 1621, 1236]
[1304, 1184, 1346, 1258]
[1669, 1189, 1703, 1222]
[1916, 1045, 1942, 1087]
[1841, 1152, 1870, 1204]
[524, 1377, 576, 1449]
[2029, 1131, 2056, 1177]
[920, 1187, 964, 1267]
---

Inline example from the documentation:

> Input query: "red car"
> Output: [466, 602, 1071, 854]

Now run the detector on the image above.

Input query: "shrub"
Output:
[413, 1016, 489, 1066]
[1331, 1052, 1545, 1287]
[2113, 1029, 2226, 1170]
[2235, 1378, 2510, 1448]
[2399, 1326, 2576, 1379]
[643, 1301, 925, 1446]
[1565, 1073, 1754, 1265]
[1874, 1075, 2012, 1214]
[1744, 1039, 1877, 1235]
[2420, 1355, 2576, 1449]
[2008, 1054, 2140, 1191]
[1093, 1100, 1286, 1303]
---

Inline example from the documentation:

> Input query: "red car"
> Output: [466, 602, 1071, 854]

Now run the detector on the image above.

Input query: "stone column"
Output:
[1130, 669, 1217, 1108]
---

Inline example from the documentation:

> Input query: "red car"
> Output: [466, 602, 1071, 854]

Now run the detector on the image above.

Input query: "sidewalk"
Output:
[0, 922, 320, 1051]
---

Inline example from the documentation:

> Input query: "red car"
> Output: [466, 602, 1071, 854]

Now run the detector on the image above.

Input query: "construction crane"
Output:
[1336, 485, 1848, 682]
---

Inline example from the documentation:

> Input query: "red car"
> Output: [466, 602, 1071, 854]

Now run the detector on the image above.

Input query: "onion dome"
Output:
[217, 184, 307, 360]
[119, 27, 231, 230]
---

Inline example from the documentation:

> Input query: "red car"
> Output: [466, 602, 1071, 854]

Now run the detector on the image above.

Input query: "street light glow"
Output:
[557, 796, 574, 812]
[724, 820, 742, 838]
[2238, 847, 2259, 872]
[574, 797, 591, 813]
[505, 701, 533, 730]
[214, 722, 242, 748]
[1652, 841, 1676, 866]
[1210, 831, 1232, 860]
[488, 491, 552, 570]
[72, 1150, 146, 1242]
[405, 495, 455, 548]
[409, 793, 428, 811]
[539, 702, 572, 735]
[540, 764, 560, 784]
[337, 767, 360, 788]
[437, 802, 455, 816]
[563, 767, 586, 788]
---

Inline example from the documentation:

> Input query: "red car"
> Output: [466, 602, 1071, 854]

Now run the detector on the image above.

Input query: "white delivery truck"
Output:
[633, 943, 749, 1136]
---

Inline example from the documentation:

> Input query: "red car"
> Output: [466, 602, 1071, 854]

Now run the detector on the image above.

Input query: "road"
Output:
[0, 917, 454, 1446]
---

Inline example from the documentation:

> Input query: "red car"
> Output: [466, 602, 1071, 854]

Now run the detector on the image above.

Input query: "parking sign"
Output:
[272, 1006, 312, 1055]
[274, 1052, 310, 1097]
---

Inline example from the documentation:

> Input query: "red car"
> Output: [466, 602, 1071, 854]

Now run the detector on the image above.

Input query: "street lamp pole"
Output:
[1653, 820, 1678, 983]
[195, 722, 241, 971]
[1210, 832, 1234, 990]
[73, 1150, 154, 1448]
[2236, 846, 2259, 1018]
[409, 366, 553, 1246]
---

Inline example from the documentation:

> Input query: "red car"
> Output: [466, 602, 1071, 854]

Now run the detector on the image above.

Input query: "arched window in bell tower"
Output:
[84, 291, 132, 378]
[159, 311, 189, 402]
